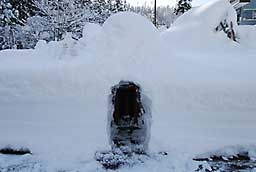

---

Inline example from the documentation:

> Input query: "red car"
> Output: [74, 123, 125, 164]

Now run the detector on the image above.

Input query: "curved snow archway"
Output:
[107, 81, 151, 154]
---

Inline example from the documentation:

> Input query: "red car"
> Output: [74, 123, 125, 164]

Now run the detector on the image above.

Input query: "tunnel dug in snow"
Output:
[109, 81, 151, 154]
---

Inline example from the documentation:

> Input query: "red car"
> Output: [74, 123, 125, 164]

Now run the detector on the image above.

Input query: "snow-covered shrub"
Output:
[215, 19, 236, 41]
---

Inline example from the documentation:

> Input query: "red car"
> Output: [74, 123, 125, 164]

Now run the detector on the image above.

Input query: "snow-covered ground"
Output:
[1, 0, 256, 171]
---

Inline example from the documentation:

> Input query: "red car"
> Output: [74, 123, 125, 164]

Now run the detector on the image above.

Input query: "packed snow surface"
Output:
[1, 0, 256, 171]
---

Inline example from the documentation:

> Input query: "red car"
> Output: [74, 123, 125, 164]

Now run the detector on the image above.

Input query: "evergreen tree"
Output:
[45, 0, 92, 40]
[71, 0, 93, 39]
[115, 0, 123, 12]
[0, 0, 21, 26]
[1, 0, 132, 50]
[127, 3, 175, 28]
[174, 0, 192, 16]
[0, 0, 45, 26]
[106, 0, 114, 12]
[112, 0, 125, 13]
[11, 0, 45, 24]
[91, 0, 111, 24]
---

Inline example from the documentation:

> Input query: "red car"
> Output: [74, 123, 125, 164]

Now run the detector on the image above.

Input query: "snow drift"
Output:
[162, 0, 240, 52]
[173, 0, 237, 30]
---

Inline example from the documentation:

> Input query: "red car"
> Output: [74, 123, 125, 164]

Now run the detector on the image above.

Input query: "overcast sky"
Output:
[126, 0, 211, 7]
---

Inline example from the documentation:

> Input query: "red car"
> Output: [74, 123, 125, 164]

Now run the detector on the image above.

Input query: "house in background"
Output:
[231, 0, 256, 25]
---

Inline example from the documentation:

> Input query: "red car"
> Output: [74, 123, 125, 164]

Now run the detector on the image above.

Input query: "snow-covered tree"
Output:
[0, 0, 130, 50]
[112, 0, 126, 13]
[128, 4, 175, 28]
[91, 0, 111, 24]
[0, 0, 46, 49]
[26, 16, 54, 42]
[0, 0, 45, 26]
[0, 0, 19, 49]
[174, 0, 192, 16]
[0, 0, 21, 26]
[11, 0, 45, 24]
[89, 0, 127, 25]
[67, 0, 92, 39]
[43, 0, 92, 40]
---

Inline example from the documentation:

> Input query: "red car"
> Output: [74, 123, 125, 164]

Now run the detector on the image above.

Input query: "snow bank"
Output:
[162, 0, 238, 53]
[173, 0, 237, 30]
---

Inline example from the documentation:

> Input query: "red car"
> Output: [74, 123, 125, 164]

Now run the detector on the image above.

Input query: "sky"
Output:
[126, 0, 211, 7]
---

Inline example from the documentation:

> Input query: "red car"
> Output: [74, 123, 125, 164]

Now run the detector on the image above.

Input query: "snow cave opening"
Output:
[109, 81, 151, 154]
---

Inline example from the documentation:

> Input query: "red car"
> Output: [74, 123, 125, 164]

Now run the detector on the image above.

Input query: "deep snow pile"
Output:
[0, 0, 256, 171]
[162, 0, 238, 52]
